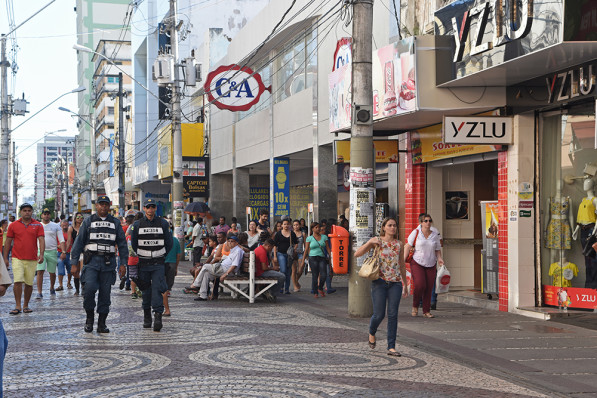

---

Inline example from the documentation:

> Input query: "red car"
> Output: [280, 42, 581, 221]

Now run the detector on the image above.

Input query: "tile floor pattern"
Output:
[0, 271, 547, 397]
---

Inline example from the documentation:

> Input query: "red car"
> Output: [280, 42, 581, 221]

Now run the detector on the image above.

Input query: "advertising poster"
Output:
[249, 187, 269, 221]
[411, 122, 501, 164]
[543, 285, 597, 310]
[290, 185, 313, 221]
[334, 140, 399, 163]
[349, 166, 376, 267]
[481, 201, 499, 295]
[329, 37, 416, 132]
[273, 157, 290, 217]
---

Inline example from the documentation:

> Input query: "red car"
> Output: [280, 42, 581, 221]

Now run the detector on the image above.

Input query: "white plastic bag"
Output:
[435, 265, 451, 294]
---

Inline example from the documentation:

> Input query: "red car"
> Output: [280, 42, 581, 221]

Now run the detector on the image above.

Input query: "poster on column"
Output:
[249, 187, 269, 221]
[480, 201, 499, 295]
[273, 157, 290, 217]
[349, 167, 375, 267]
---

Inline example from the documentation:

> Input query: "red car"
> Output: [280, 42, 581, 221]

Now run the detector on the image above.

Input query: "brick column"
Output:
[498, 151, 509, 312]
[403, 133, 426, 238]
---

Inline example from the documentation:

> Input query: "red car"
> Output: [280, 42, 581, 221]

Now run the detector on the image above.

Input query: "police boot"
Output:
[97, 313, 110, 333]
[143, 308, 152, 329]
[84, 310, 94, 333]
[153, 312, 163, 332]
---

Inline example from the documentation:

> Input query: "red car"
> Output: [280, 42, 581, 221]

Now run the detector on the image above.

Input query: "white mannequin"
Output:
[572, 177, 597, 239]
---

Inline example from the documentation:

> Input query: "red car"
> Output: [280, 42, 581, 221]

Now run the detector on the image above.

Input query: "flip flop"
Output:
[9, 309, 21, 315]
[23, 307, 33, 313]
[163, 312, 171, 317]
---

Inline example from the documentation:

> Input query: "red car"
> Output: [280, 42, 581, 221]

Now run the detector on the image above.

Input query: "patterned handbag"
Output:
[358, 242, 381, 280]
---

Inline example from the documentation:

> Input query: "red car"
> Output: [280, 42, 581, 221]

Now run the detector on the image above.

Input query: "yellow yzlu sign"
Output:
[334, 140, 399, 163]
[411, 123, 501, 164]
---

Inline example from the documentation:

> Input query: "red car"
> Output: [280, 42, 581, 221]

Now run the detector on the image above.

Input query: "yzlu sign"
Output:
[204, 64, 271, 112]
[443, 116, 512, 145]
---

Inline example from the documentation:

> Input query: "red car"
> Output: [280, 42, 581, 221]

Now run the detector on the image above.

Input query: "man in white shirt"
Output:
[191, 217, 207, 265]
[193, 234, 244, 301]
[38, 208, 66, 298]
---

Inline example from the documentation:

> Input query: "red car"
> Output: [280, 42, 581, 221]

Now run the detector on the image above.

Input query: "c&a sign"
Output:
[204, 64, 271, 112]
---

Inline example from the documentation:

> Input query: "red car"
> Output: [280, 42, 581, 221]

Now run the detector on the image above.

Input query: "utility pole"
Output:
[118, 72, 125, 217]
[12, 141, 17, 208]
[348, 0, 375, 317]
[89, 113, 97, 206]
[170, 0, 185, 250]
[1, 35, 10, 218]
[65, 149, 70, 217]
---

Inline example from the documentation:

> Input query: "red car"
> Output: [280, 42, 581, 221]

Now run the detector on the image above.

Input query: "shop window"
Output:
[275, 28, 317, 103]
[540, 105, 597, 304]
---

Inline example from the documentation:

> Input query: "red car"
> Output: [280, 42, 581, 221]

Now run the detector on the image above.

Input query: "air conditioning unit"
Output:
[152, 54, 175, 86]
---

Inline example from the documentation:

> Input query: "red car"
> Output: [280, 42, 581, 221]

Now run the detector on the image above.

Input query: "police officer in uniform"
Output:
[71, 195, 128, 333]
[130, 199, 172, 332]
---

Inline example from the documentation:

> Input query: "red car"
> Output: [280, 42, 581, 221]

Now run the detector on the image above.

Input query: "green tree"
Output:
[43, 198, 56, 219]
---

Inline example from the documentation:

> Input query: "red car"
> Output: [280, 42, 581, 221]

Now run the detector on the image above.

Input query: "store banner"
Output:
[411, 122, 501, 164]
[183, 176, 209, 198]
[481, 201, 499, 295]
[334, 140, 399, 163]
[157, 124, 173, 179]
[249, 187, 269, 221]
[443, 116, 513, 145]
[543, 285, 597, 310]
[181, 123, 206, 157]
[273, 157, 290, 217]
[329, 37, 416, 132]
[290, 185, 312, 221]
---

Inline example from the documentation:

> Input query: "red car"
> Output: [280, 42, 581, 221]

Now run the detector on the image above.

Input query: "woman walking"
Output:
[67, 213, 84, 295]
[355, 217, 408, 356]
[404, 213, 443, 318]
[273, 219, 298, 294]
[299, 222, 330, 298]
[291, 220, 306, 292]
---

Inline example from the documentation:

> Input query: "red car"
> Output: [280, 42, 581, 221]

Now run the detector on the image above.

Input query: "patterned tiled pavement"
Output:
[0, 262, 569, 397]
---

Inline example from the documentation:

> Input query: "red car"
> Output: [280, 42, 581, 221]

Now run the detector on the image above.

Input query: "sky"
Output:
[1, 0, 80, 204]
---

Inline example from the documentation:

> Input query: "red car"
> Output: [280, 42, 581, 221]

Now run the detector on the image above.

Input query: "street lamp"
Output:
[58, 106, 97, 204]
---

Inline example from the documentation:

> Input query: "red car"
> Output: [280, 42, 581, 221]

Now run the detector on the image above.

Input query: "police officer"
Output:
[130, 199, 172, 332]
[71, 195, 128, 333]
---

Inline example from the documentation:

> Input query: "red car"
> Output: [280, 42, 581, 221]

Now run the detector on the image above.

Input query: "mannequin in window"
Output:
[548, 251, 578, 288]
[572, 177, 597, 288]
[545, 180, 573, 250]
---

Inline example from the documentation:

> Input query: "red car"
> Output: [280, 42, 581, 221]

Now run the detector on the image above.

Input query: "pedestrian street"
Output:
[1, 264, 548, 398]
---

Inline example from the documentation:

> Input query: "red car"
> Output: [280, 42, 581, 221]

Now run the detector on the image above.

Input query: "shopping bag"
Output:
[0, 256, 12, 287]
[435, 265, 451, 294]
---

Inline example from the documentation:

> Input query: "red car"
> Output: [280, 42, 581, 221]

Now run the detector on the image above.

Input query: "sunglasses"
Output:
[423, 219, 432, 223]
[76, 216, 83, 219]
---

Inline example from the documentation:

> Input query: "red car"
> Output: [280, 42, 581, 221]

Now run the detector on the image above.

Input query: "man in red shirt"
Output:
[254, 239, 284, 303]
[3, 203, 45, 315]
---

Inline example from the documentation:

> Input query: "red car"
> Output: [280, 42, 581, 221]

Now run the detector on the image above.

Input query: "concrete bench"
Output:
[222, 252, 279, 303]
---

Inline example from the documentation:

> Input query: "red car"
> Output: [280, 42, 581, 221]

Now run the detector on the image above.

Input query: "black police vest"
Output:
[136, 217, 167, 261]
[87, 214, 117, 254]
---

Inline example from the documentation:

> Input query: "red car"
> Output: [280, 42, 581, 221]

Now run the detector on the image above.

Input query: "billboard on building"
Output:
[272, 157, 290, 217]
[334, 140, 399, 163]
[249, 187, 269, 221]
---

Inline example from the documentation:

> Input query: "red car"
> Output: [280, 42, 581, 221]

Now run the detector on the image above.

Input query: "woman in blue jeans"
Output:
[299, 222, 331, 298]
[272, 219, 298, 294]
[355, 217, 408, 356]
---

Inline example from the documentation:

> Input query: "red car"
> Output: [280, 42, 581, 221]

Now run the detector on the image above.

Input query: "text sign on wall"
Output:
[273, 157, 290, 217]
[443, 116, 513, 145]
[183, 176, 209, 197]
[249, 187, 269, 221]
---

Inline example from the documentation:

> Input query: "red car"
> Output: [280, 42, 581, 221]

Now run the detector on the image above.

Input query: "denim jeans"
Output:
[0, 318, 6, 395]
[138, 263, 168, 313]
[277, 252, 291, 293]
[309, 256, 327, 293]
[369, 279, 403, 350]
[261, 270, 285, 297]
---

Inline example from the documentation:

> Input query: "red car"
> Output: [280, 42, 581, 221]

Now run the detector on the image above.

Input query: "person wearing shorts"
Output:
[38, 209, 66, 298]
[3, 203, 45, 315]
[56, 220, 72, 291]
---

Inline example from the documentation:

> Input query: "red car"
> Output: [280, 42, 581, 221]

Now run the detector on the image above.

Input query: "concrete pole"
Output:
[118, 72, 125, 217]
[170, 0, 185, 250]
[348, 0, 375, 317]
[12, 141, 17, 207]
[1, 35, 9, 217]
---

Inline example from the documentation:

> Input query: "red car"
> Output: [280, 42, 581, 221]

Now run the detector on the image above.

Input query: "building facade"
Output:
[35, 135, 76, 211]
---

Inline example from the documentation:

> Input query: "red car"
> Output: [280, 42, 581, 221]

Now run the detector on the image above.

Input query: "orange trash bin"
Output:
[329, 225, 350, 274]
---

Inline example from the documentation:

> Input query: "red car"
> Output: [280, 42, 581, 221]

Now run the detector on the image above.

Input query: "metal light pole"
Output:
[58, 107, 97, 206]
[118, 72, 125, 216]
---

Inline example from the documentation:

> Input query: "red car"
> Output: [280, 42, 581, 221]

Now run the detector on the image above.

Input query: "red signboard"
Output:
[543, 285, 597, 310]
[204, 64, 271, 112]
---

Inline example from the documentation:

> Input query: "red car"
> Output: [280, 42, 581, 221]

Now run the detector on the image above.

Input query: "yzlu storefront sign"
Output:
[443, 116, 513, 145]
[204, 64, 271, 112]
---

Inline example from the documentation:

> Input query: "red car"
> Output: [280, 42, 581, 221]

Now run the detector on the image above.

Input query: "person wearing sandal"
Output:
[299, 222, 330, 298]
[404, 213, 443, 319]
[356, 217, 408, 356]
